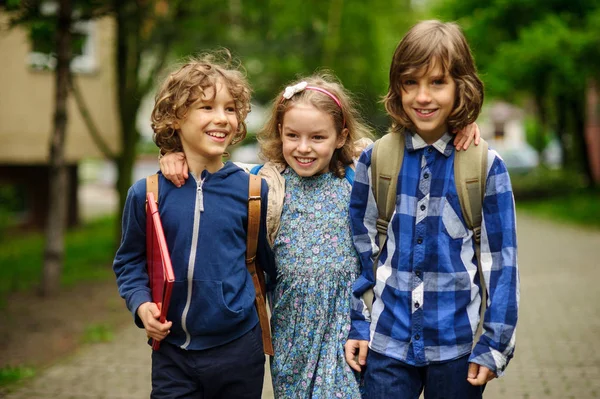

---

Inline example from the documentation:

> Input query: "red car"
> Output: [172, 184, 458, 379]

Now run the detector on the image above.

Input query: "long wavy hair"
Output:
[258, 72, 372, 178]
[383, 20, 484, 134]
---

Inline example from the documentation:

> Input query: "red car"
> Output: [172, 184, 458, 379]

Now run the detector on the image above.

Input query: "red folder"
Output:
[146, 192, 175, 351]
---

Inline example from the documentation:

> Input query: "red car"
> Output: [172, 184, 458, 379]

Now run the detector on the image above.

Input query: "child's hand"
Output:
[159, 152, 188, 187]
[467, 362, 496, 386]
[344, 339, 369, 372]
[453, 123, 481, 151]
[137, 302, 172, 342]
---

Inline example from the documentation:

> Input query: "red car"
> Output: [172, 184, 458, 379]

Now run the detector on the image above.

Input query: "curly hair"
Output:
[383, 20, 484, 134]
[151, 51, 252, 154]
[258, 72, 373, 178]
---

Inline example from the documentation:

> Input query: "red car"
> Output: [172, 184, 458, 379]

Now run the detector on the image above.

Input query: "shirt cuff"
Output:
[128, 289, 152, 329]
[469, 342, 511, 377]
[349, 319, 371, 341]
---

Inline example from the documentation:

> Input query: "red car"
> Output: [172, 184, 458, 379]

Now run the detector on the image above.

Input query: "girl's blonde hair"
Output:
[258, 72, 372, 178]
[383, 20, 484, 133]
[151, 52, 252, 154]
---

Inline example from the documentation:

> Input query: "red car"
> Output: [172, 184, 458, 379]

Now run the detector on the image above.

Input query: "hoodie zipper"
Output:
[180, 175, 204, 349]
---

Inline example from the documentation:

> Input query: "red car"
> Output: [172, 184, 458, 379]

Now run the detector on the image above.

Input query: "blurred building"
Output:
[0, 9, 120, 228]
[478, 101, 542, 173]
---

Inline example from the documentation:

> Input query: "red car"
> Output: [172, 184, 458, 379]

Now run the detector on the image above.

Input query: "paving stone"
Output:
[2, 212, 599, 399]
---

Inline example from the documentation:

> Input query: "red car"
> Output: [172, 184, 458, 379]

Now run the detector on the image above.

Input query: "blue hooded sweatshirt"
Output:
[113, 162, 275, 350]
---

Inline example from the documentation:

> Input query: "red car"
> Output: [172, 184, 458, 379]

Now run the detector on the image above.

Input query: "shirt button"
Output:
[415, 334, 420, 340]
[414, 302, 420, 309]
[427, 147, 433, 153]
[415, 271, 421, 277]
[417, 238, 423, 244]
[424, 173, 429, 179]
[420, 204, 426, 211]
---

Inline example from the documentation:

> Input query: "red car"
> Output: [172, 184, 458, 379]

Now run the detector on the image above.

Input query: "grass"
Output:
[0, 366, 35, 386]
[517, 189, 600, 229]
[81, 323, 115, 344]
[0, 216, 117, 307]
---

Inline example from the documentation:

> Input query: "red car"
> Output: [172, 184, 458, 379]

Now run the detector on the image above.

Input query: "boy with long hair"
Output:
[345, 20, 519, 398]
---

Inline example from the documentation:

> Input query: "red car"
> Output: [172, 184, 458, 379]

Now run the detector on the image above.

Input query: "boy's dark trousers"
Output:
[151, 323, 265, 399]
[363, 349, 485, 399]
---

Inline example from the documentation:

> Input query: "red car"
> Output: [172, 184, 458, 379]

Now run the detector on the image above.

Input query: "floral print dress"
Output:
[270, 168, 362, 399]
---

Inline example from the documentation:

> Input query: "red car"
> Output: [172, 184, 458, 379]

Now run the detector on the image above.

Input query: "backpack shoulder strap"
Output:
[344, 165, 355, 185]
[454, 139, 489, 339]
[454, 139, 488, 243]
[363, 131, 405, 313]
[146, 174, 159, 210]
[250, 164, 264, 175]
[371, 132, 405, 231]
[246, 175, 274, 356]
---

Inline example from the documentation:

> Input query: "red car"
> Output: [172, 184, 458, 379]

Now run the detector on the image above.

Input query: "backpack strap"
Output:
[246, 175, 274, 356]
[344, 165, 355, 185]
[146, 174, 159, 210]
[454, 140, 488, 244]
[363, 131, 405, 313]
[454, 139, 489, 338]
[250, 164, 264, 175]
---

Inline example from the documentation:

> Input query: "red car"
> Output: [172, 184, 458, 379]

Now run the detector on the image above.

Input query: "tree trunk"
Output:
[584, 79, 600, 187]
[114, 0, 143, 239]
[533, 92, 548, 166]
[41, 0, 72, 296]
[555, 93, 568, 168]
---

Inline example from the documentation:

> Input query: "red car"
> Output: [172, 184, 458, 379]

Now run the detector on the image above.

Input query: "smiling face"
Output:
[280, 103, 347, 177]
[400, 62, 456, 143]
[175, 79, 239, 172]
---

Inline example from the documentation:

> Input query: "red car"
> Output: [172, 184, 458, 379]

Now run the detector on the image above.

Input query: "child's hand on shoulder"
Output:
[453, 123, 481, 151]
[137, 302, 172, 342]
[160, 152, 188, 187]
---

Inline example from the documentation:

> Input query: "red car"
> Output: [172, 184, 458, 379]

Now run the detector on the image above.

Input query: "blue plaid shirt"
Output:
[349, 132, 519, 376]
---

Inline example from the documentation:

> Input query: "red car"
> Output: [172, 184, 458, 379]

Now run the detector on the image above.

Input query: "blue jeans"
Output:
[363, 350, 485, 399]
[151, 323, 265, 399]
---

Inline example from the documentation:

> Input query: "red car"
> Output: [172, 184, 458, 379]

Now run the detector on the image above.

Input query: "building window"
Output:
[27, 1, 97, 74]
[494, 122, 505, 140]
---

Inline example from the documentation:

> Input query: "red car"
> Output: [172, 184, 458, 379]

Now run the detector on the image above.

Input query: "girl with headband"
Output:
[159, 72, 479, 397]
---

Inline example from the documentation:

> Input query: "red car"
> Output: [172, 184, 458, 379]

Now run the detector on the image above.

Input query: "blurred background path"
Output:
[2, 211, 599, 399]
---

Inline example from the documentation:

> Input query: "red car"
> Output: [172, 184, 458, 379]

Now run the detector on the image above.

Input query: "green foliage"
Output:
[81, 323, 114, 343]
[517, 189, 600, 229]
[433, 0, 600, 180]
[0, 366, 35, 387]
[523, 116, 552, 154]
[172, 0, 417, 128]
[0, 185, 22, 241]
[0, 216, 117, 306]
[510, 166, 587, 200]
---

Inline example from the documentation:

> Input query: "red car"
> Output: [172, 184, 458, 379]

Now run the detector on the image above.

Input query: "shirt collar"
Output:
[405, 131, 454, 157]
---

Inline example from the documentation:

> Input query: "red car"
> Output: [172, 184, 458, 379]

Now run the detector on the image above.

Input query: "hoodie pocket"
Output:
[169, 280, 247, 337]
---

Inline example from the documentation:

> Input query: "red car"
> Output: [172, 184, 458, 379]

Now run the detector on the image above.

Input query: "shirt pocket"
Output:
[441, 198, 468, 240]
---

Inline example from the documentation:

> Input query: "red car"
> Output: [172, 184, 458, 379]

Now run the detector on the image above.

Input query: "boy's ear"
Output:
[336, 128, 349, 149]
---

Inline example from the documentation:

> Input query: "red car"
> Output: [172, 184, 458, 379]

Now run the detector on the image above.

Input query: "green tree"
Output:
[434, 0, 600, 185]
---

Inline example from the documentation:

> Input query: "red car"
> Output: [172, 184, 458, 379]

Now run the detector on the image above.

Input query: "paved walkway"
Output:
[2, 212, 600, 399]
